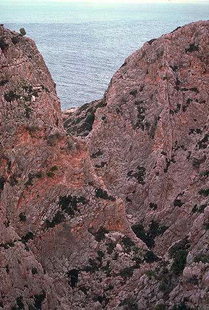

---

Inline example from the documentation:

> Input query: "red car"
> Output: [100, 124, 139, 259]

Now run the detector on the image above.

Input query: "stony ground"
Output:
[0, 21, 209, 309]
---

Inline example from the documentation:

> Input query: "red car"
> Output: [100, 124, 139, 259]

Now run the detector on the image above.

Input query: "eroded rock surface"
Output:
[0, 21, 209, 310]
[65, 21, 209, 309]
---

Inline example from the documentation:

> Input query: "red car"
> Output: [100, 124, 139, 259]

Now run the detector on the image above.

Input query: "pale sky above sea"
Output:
[2, 0, 209, 3]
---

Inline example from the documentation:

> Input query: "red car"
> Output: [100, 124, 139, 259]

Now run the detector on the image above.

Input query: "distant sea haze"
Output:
[2, 2, 209, 109]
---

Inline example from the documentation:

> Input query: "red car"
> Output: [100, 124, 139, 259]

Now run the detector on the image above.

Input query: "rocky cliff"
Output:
[1, 21, 209, 309]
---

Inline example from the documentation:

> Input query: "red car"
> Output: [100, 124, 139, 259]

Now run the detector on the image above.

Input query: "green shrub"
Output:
[199, 188, 209, 196]
[171, 249, 188, 275]
[19, 28, 26, 36]
[144, 250, 160, 263]
[46, 171, 55, 178]
[45, 211, 65, 229]
[59, 195, 86, 217]
[119, 298, 139, 310]
[19, 213, 27, 222]
[155, 304, 166, 310]
[0, 176, 5, 190]
[93, 227, 109, 242]
[172, 301, 189, 310]
[119, 266, 135, 279]
[121, 236, 136, 253]
[132, 221, 168, 248]
[50, 166, 59, 172]
[145, 270, 157, 279]
[95, 188, 115, 201]
[194, 253, 209, 263]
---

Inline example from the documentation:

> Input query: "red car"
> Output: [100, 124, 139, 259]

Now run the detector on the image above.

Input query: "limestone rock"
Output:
[65, 21, 209, 309]
[1, 21, 209, 309]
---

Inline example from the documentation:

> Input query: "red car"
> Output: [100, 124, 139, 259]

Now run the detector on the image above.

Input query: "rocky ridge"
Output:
[1, 21, 209, 309]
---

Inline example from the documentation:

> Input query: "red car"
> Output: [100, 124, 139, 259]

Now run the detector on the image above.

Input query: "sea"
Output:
[1, 1, 209, 109]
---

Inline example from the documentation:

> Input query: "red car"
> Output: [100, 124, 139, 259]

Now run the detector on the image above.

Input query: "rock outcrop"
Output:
[1, 21, 209, 309]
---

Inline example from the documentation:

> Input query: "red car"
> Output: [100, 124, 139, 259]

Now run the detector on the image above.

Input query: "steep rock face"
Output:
[0, 26, 142, 309]
[64, 21, 209, 309]
[1, 21, 209, 310]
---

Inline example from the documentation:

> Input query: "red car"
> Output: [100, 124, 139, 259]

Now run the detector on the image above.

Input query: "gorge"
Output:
[0, 21, 209, 309]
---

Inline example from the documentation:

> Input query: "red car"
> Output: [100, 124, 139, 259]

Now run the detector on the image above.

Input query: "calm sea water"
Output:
[1, 2, 209, 108]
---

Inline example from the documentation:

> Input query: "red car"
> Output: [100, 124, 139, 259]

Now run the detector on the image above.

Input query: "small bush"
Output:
[119, 266, 135, 279]
[4, 90, 20, 102]
[0, 37, 8, 50]
[171, 249, 188, 275]
[192, 204, 207, 213]
[144, 250, 160, 263]
[199, 188, 209, 196]
[132, 221, 168, 248]
[203, 223, 209, 230]
[33, 291, 46, 309]
[0, 176, 5, 190]
[119, 298, 139, 310]
[19, 28, 26, 36]
[145, 270, 157, 279]
[155, 304, 166, 310]
[149, 203, 158, 210]
[194, 253, 209, 263]
[172, 301, 189, 310]
[90, 226, 109, 242]
[21, 231, 34, 243]
[19, 213, 26, 222]
[59, 195, 86, 217]
[46, 171, 55, 178]
[32, 267, 38, 275]
[67, 269, 79, 288]
[121, 236, 136, 253]
[95, 188, 115, 201]
[45, 211, 65, 229]
[11, 36, 20, 44]
[50, 166, 59, 172]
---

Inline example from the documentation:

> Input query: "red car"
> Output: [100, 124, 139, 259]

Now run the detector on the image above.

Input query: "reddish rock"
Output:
[65, 21, 209, 309]
[1, 21, 209, 309]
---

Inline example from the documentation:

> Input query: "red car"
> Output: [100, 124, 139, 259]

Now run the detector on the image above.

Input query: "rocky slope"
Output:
[0, 21, 209, 309]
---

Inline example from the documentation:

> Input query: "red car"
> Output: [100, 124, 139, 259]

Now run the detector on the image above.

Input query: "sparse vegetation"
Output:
[169, 238, 189, 275]
[173, 199, 184, 207]
[149, 203, 158, 210]
[33, 291, 46, 309]
[192, 204, 207, 213]
[144, 250, 160, 263]
[46, 171, 55, 178]
[119, 266, 135, 279]
[186, 43, 199, 53]
[95, 188, 115, 201]
[21, 231, 34, 243]
[199, 188, 209, 196]
[194, 253, 209, 263]
[119, 297, 139, 310]
[145, 269, 157, 279]
[59, 195, 86, 216]
[19, 213, 27, 222]
[132, 221, 168, 248]
[67, 269, 79, 288]
[127, 166, 146, 184]
[0, 37, 8, 50]
[121, 236, 136, 253]
[45, 211, 65, 229]
[19, 28, 26, 36]
[0, 176, 5, 190]
[172, 300, 189, 310]
[89, 226, 109, 242]
[32, 267, 38, 275]
[155, 304, 166, 310]
[11, 36, 20, 44]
